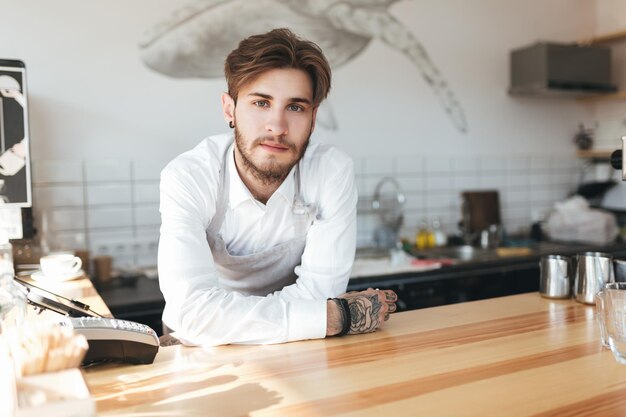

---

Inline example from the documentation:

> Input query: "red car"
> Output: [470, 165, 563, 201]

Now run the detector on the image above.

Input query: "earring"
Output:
[228, 121, 235, 129]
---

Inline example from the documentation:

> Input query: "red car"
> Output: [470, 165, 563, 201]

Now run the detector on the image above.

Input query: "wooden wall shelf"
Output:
[576, 149, 613, 160]
[577, 28, 626, 46]
[577, 90, 626, 103]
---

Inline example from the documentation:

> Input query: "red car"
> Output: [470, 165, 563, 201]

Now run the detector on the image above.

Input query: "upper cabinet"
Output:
[509, 29, 626, 100]
[575, 28, 626, 103]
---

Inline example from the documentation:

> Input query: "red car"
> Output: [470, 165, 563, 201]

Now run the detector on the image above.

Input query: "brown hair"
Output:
[224, 28, 331, 107]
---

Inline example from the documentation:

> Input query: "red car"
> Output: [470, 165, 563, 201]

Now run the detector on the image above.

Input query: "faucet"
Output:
[371, 177, 406, 249]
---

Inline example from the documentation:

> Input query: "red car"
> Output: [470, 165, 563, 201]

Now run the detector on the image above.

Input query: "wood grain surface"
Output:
[80, 292, 626, 416]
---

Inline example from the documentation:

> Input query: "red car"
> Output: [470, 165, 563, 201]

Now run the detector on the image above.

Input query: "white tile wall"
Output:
[506, 174, 529, 188]
[32, 152, 582, 267]
[478, 157, 506, 172]
[34, 159, 162, 269]
[134, 159, 169, 181]
[88, 207, 133, 229]
[355, 153, 580, 247]
[84, 159, 131, 182]
[425, 175, 451, 191]
[48, 208, 85, 231]
[34, 185, 84, 207]
[397, 175, 424, 193]
[135, 205, 161, 227]
[452, 157, 479, 173]
[134, 182, 160, 204]
[89, 229, 135, 248]
[32, 160, 83, 184]
[426, 192, 453, 210]
[396, 156, 424, 174]
[363, 156, 395, 176]
[52, 231, 87, 250]
[86, 184, 132, 206]
[506, 157, 530, 172]
[425, 157, 452, 174]
[452, 174, 481, 191]
[479, 174, 507, 189]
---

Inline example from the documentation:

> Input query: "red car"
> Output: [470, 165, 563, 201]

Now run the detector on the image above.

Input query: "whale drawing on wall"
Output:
[139, 0, 468, 133]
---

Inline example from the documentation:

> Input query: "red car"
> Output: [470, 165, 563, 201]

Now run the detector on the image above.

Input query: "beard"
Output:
[234, 128, 311, 186]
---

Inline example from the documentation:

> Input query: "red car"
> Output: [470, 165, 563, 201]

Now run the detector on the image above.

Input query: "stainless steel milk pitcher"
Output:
[539, 255, 571, 299]
[574, 252, 615, 304]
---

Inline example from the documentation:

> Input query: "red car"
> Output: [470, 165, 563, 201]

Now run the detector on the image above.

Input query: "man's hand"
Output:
[326, 288, 398, 336]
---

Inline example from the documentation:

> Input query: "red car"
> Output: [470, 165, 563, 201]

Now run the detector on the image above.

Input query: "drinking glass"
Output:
[595, 290, 609, 348]
[603, 287, 626, 364]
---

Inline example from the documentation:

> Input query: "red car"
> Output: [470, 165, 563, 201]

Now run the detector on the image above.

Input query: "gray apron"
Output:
[205, 145, 317, 296]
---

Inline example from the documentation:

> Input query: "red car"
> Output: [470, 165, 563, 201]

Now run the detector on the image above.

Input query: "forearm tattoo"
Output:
[348, 294, 382, 334]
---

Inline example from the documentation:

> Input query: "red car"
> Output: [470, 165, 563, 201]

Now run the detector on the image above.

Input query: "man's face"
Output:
[223, 68, 317, 185]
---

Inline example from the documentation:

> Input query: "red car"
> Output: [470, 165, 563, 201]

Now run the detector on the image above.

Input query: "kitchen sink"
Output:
[411, 245, 499, 262]
[355, 247, 392, 260]
[359, 245, 500, 262]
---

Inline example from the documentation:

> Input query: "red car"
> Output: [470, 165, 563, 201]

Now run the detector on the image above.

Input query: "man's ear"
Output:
[221, 92, 235, 124]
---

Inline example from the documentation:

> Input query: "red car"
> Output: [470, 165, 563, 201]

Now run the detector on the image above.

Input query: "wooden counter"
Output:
[82, 292, 626, 416]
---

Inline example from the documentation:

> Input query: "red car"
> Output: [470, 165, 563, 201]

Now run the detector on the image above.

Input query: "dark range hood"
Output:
[509, 42, 617, 97]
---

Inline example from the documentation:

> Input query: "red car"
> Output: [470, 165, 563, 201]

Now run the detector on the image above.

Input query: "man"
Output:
[158, 28, 397, 346]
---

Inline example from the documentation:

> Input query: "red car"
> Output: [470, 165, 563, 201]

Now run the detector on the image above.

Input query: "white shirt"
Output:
[158, 133, 357, 345]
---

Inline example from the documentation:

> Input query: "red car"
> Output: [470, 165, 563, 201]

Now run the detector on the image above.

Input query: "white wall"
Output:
[0, 0, 605, 262]
[1, 0, 595, 160]
[593, 0, 626, 150]
[592, 0, 626, 210]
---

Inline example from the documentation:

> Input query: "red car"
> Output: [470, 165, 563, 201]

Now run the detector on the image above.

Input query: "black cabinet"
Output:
[348, 262, 539, 313]
[97, 277, 165, 336]
[348, 242, 626, 313]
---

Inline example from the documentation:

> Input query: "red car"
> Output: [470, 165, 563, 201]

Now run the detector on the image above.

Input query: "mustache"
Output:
[252, 136, 297, 151]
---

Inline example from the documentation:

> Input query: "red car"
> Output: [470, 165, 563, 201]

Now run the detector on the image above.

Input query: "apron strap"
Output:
[207, 144, 231, 235]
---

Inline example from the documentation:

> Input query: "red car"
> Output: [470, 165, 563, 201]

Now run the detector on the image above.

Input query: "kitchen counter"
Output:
[348, 241, 626, 310]
[352, 241, 626, 283]
[81, 291, 626, 416]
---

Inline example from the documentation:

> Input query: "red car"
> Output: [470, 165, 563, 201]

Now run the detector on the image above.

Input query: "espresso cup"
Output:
[40, 253, 82, 277]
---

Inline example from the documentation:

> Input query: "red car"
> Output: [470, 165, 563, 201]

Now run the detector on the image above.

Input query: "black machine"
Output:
[17, 278, 159, 365]
[610, 138, 625, 180]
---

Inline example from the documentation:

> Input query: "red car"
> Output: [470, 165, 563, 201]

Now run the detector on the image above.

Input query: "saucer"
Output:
[30, 269, 85, 282]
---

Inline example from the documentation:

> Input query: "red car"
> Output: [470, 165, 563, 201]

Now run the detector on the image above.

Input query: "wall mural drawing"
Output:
[139, 0, 468, 133]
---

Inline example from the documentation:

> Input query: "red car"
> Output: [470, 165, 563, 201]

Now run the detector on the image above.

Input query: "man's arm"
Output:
[278, 147, 398, 336]
[277, 147, 358, 303]
[326, 289, 398, 336]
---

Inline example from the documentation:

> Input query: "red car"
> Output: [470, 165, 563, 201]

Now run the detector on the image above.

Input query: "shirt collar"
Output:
[227, 143, 296, 209]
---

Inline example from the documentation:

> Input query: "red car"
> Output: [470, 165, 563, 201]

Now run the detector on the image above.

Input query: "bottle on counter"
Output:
[426, 220, 436, 248]
[431, 216, 447, 247]
[0, 234, 26, 334]
[416, 219, 430, 250]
